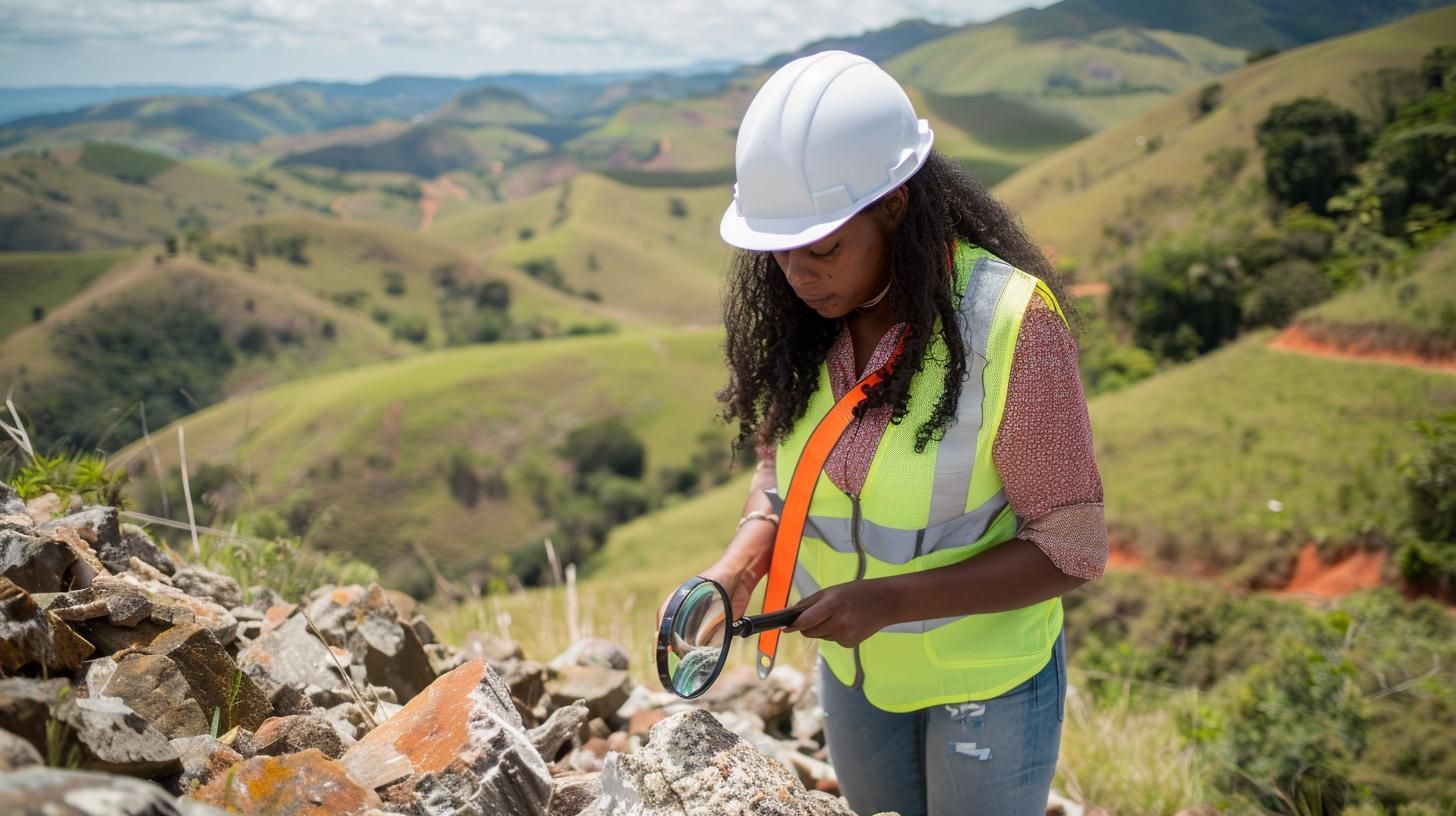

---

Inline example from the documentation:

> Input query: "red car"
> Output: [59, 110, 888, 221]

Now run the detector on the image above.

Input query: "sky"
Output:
[0, 0, 1051, 89]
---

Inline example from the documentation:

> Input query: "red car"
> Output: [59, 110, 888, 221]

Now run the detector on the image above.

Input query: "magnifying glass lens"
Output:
[666, 581, 728, 697]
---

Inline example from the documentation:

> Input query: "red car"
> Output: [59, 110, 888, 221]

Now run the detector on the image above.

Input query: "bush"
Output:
[560, 418, 645, 483]
[1397, 414, 1456, 592]
[1108, 241, 1246, 361]
[1195, 83, 1222, 117]
[1257, 98, 1371, 214]
[1242, 258, 1333, 328]
[8, 453, 129, 508]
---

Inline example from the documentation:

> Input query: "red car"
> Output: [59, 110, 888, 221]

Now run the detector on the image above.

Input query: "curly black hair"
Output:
[718, 150, 1071, 457]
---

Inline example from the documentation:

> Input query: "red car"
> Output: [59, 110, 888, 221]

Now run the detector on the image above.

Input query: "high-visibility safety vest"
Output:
[769, 242, 1068, 713]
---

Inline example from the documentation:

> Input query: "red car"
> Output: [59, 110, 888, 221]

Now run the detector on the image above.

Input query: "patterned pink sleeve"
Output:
[992, 298, 1107, 581]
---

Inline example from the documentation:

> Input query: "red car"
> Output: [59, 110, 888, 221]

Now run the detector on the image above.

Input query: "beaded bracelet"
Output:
[736, 510, 780, 531]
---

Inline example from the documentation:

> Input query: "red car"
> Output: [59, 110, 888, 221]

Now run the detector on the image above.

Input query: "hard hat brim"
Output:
[718, 124, 934, 252]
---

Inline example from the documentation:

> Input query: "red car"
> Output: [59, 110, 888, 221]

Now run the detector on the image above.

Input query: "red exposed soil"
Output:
[1268, 324, 1456, 374]
[1277, 541, 1387, 599]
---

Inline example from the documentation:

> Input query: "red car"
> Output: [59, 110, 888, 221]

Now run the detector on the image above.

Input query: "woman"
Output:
[700, 51, 1107, 816]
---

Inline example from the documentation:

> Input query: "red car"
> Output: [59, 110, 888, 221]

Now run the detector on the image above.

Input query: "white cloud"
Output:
[0, 0, 1052, 85]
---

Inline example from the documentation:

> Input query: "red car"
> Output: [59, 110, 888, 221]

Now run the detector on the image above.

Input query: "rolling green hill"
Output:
[0, 251, 128, 340]
[426, 172, 730, 325]
[0, 146, 302, 251]
[112, 328, 732, 592]
[995, 5, 1456, 280]
[888, 25, 1245, 130]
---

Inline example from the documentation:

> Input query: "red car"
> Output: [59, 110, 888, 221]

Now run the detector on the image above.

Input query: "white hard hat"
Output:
[720, 50, 934, 252]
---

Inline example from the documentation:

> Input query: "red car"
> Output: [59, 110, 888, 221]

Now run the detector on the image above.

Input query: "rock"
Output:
[125, 556, 172, 584]
[1, 513, 34, 531]
[606, 731, 630, 755]
[38, 507, 124, 572]
[57, 694, 181, 778]
[217, 726, 256, 758]
[529, 699, 589, 763]
[551, 639, 631, 672]
[0, 482, 24, 515]
[116, 524, 175, 576]
[703, 666, 805, 734]
[790, 674, 823, 743]
[341, 659, 552, 816]
[545, 665, 633, 722]
[0, 767, 229, 815]
[586, 708, 854, 816]
[49, 573, 237, 651]
[48, 527, 107, 590]
[426, 642, 466, 676]
[0, 677, 71, 752]
[383, 588, 417, 621]
[238, 612, 349, 700]
[499, 658, 549, 711]
[24, 492, 62, 525]
[550, 771, 603, 816]
[305, 584, 436, 704]
[0, 577, 94, 673]
[460, 629, 524, 663]
[254, 714, 345, 759]
[1, 528, 76, 593]
[627, 709, 665, 739]
[171, 566, 242, 609]
[97, 653, 210, 739]
[567, 736, 610, 773]
[167, 735, 244, 796]
[0, 726, 43, 770]
[141, 623, 272, 733]
[192, 748, 382, 815]
[410, 615, 437, 645]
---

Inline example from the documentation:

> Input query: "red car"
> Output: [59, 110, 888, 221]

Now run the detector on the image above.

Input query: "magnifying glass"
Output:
[655, 576, 802, 698]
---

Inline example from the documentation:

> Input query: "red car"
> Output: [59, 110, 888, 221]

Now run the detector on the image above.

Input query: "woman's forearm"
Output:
[706, 459, 778, 582]
[879, 538, 1087, 624]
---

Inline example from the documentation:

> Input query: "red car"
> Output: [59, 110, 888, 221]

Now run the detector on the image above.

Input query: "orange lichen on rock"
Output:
[192, 748, 380, 815]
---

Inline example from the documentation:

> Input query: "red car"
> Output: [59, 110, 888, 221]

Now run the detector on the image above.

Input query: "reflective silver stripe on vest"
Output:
[926, 256, 1012, 526]
[768, 487, 1010, 565]
[791, 564, 963, 633]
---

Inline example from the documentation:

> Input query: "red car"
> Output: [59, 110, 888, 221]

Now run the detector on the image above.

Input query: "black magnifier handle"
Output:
[733, 607, 802, 637]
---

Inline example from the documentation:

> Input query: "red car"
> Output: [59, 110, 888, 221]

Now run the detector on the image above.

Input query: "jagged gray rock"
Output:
[0, 726, 43, 770]
[171, 566, 242, 609]
[99, 652, 210, 739]
[586, 708, 856, 816]
[305, 584, 436, 704]
[0, 482, 25, 516]
[0, 577, 94, 673]
[167, 735, 244, 796]
[1, 528, 77, 593]
[551, 639, 631, 671]
[530, 698, 590, 763]
[56, 694, 181, 778]
[546, 665, 633, 721]
[0, 677, 71, 755]
[237, 612, 348, 701]
[0, 767, 230, 815]
[48, 573, 237, 652]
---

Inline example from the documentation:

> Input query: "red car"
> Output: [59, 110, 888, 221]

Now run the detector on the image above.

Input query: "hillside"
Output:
[0, 146, 302, 251]
[995, 5, 1456, 279]
[888, 25, 1245, 130]
[1006, 0, 1454, 49]
[111, 328, 731, 594]
[0, 250, 128, 340]
[426, 172, 730, 325]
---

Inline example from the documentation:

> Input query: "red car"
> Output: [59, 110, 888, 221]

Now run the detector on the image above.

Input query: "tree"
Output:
[1256, 98, 1370, 214]
[1195, 83, 1222, 118]
[560, 418, 646, 483]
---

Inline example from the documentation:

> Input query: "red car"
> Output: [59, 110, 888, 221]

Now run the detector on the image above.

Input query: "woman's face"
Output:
[770, 187, 907, 319]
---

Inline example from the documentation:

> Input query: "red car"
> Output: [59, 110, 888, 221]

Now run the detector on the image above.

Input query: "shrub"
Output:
[1242, 258, 1333, 328]
[560, 418, 645, 482]
[1397, 414, 1456, 592]
[1257, 98, 1371, 214]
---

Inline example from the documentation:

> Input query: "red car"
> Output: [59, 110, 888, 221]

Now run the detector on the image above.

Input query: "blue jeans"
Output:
[819, 631, 1066, 816]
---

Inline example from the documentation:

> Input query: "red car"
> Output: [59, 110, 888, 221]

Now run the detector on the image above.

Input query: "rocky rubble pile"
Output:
[0, 486, 891, 816]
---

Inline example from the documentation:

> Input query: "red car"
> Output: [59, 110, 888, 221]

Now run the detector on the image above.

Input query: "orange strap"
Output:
[755, 332, 906, 678]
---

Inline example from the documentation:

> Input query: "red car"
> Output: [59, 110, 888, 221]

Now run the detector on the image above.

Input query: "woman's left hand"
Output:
[784, 580, 897, 649]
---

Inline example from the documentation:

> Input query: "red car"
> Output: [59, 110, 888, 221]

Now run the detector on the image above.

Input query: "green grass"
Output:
[427, 172, 730, 326]
[1093, 334, 1456, 571]
[0, 251, 127, 340]
[77, 142, 177, 184]
[1301, 232, 1456, 347]
[995, 6, 1456, 280]
[112, 327, 732, 588]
